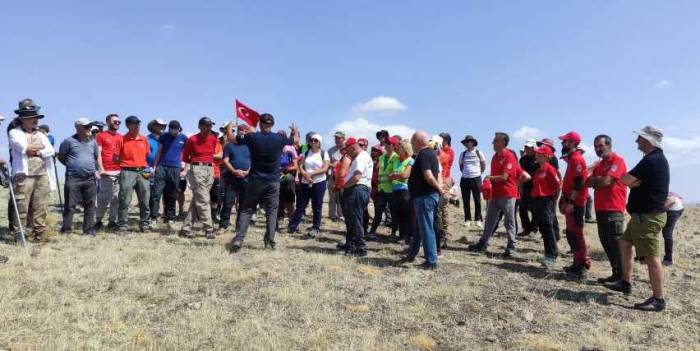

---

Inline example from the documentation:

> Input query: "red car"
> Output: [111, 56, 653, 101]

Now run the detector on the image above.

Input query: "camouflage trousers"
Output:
[434, 195, 449, 248]
[9, 174, 50, 240]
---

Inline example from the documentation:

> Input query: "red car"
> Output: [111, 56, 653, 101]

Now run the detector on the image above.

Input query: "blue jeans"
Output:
[289, 180, 327, 231]
[407, 193, 440, 265]
[220, 175, 248, 229]
[343, 185, 370, 250]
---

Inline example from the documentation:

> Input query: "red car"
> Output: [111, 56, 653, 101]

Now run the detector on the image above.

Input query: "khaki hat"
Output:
[634, 125, 663, 148]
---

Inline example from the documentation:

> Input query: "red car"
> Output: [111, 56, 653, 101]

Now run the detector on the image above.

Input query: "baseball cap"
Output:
[524, 139, 537, 148]
[535, 146, 554, 157]
[168, 120, 182, 131]
[198, 116, 215, 126]
[310, 134, 323, 143]
[125, 116, 141, 125]
[74, 118, 93, 127]
[260, 114, 275, 124]
[558, 131, 582, 144]
[334, 131, 346, 138]
[154, 118, 167, 125]
[387, 136, 400, 146]
[634, 125, 663, 148]
[344, 137, 357, 149]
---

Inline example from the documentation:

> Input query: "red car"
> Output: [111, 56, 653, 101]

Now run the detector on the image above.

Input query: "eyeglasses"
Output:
[112, 120, 121, 124]
[310, 139, 319, 143]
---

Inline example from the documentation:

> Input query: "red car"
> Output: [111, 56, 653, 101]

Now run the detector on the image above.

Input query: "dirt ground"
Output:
[0, 193, 698, 350]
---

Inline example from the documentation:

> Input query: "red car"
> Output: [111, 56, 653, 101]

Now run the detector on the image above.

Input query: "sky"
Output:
[1, 0, 699, 201]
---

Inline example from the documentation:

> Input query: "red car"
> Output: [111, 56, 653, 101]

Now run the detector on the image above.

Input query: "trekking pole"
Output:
[5, 165, 30, 256]
[52, 156, 63, 212]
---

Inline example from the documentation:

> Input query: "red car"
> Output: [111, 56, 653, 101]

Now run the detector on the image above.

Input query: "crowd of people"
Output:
[0, 98, 687, 312]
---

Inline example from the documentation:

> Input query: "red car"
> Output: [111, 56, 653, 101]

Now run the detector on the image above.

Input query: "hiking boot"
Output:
[336, 242, 351, 251]
[418, 262, 437, 270]
[94, 222, 103, 231]
[597, 275, 621, 284]
[634, 297, 666, 312]
[205, 229, 216, 240]
[397, 256, 415, 265]
[606, 280, 632, 295]
[568, 265, 587, 279]
[107, 222, 119, 231]
[502, 248, 514, 259]
[467, 242, 487, 253]
[264, 240, 276, 250]
[365, 232, 378, 241]
[179, 229, 193, 238]
[349, 248, 367, 257]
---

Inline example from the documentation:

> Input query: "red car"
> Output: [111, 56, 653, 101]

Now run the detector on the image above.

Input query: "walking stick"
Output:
[52, 156, 63, 212]
[4, 165, 30, 256]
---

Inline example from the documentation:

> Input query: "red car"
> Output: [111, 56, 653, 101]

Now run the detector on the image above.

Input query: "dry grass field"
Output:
[0, 193, 698, 351]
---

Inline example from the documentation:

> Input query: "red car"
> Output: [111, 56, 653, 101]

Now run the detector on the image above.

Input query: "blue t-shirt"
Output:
[238, 131, 293, 182]
[157, 133, 188, 168]
[224, 143, 251, 175]
[147, 134, 160, 167]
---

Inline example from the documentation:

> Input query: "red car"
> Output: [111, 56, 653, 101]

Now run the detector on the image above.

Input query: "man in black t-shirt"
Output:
[607, 126, 670, 312]
[399, 132, 445, 270]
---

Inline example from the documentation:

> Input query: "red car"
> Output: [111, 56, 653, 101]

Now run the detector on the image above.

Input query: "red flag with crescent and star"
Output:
[235, 99, 260, 127]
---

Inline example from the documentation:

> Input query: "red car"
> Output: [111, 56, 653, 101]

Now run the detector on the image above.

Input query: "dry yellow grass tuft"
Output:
[344, 304, 371, 313]
[409, 334, 437, 350]
[357, 265, 381, 278]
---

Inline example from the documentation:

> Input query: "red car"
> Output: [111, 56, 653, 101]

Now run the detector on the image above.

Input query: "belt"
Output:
[191, 162, 212, 167]
[122, 167, 146, 171]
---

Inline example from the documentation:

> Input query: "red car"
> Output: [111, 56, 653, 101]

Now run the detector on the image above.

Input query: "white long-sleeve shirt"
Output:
[8, 126, 57, 190]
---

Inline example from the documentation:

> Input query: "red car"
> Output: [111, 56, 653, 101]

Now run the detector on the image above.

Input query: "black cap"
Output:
[198, 116, 215, 126]
[260, 113, 275, 125]
[38, 124, 50, 132]
[438, 132, 451, 145]
[169, 120, 182, 131]
[376, 130, 389, 139]
[125, 115, 141, 125]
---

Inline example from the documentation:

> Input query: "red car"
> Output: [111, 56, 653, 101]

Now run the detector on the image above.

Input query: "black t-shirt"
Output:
[409, 148, 440, 197]
[519, 154, 538, 193]
[238, 131, 293, 182]
[627, 148, 670, 214]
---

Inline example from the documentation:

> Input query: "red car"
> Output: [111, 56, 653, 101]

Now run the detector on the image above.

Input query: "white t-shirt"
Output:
[344, 150, 373, 187]
[460, 148, 485, 179]
[301, 149, 330, 184]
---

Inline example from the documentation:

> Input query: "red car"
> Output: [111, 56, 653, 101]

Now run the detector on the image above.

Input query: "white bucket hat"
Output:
[634, 125, 663, 148]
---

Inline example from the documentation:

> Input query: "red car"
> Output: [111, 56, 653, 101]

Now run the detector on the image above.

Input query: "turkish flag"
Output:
[235, 99, 260, 127]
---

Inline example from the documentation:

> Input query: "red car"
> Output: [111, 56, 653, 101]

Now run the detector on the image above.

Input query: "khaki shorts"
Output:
[621, 212, 667, 257]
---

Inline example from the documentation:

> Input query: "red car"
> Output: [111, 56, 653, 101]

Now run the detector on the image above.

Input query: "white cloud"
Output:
[655, 80, 673, 88]
[663, 135, 700, 164]
[353, 96, 407, 115]
[328, 118, 415, 144]
[157, 25, 176, 31]
[512, 126, 545, 142]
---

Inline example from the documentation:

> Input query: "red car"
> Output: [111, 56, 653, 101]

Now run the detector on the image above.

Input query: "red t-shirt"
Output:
[562, 150, 588, 206]
[95, 131, 123, 172]
[490, 148, 519, 198]
[213, 142, 223, 178]
[182, 133, 218, 164]
[117, 133, 149, 168]
[532, 163, 560, 197]
[440, 146, 455, 179]
[592, 152, 627, 212]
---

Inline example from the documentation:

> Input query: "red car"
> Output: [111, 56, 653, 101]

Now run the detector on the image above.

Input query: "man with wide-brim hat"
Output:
[8, 98, 57, 243]
[458, 134, 486, 228]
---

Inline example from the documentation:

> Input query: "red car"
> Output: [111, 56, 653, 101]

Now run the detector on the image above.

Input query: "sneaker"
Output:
[606, 280, 632, 295]
[116, 226, 129, 235]
[597, 275, 621, 284]
[264, 240, 276, 250]
[107, 222, 119, 231]
[463, 221, 471, 227]
[205, 230, 216, 240]
[178, 229, 193, 238]
[306, 228, 319, 239]
[540, 256, 556, 269]
[228, 240, 242, 253]
[467, 242, 487, 253]
[475, 221, 483, 229]
[502, 248, 514, 259]
[287, 227, 300, 234]
[139, 224, 153, 233]
[633, 297, 666, 312]
[417, 262, 437, 270]
[85, 229, 96, 237]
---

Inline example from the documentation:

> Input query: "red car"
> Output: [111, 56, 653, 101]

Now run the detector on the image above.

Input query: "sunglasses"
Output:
[261, 120, 273, 125]
[310, 139, 319, 143]
[112, 120, 121, 124]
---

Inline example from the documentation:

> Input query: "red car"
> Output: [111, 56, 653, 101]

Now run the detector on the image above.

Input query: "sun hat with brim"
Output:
[523, 139, 537, 149]
[461, 135, 478, 146]
[17, 109, 44, 119]
[537, 138, 556, 152]
[634, 126, 663, 148]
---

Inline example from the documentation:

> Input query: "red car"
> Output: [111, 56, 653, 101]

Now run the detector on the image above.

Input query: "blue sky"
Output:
[2, 1, 699, 201]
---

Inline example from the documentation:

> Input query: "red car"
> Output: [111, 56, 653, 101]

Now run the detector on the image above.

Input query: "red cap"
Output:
[344, 137, 357, 149]
[387, 136, 400, 146]
[535, 146, 554, 157]
[558, 131, 581, 144]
